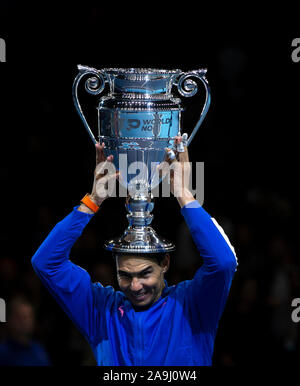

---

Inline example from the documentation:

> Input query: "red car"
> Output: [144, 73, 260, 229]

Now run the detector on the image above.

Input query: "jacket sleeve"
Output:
[31, 206, 115, 345]
[181, 201, 238, 333]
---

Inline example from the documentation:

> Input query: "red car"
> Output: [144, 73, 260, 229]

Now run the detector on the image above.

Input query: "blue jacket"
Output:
[31, 201, 237, 365]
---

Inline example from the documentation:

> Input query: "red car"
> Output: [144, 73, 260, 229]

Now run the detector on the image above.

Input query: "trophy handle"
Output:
[72, 64, 109, 144]
[173, 70, 211, 146]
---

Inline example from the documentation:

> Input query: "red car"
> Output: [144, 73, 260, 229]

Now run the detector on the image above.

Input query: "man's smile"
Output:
[130, 290, 149, 302]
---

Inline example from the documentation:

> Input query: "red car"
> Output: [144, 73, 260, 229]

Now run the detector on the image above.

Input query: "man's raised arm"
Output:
[164, 137, 237, 332]
[31, 143, 119, 345]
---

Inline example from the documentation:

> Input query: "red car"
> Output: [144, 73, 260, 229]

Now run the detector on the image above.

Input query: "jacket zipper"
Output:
[135, 312, 144, 365]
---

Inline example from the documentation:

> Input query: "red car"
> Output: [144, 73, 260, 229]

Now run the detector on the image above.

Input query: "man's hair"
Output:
[112, 252, 169, 266]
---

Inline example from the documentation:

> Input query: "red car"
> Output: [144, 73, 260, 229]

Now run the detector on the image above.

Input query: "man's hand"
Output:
[78, 142, 119, 214]
[159, 136, 196, 208]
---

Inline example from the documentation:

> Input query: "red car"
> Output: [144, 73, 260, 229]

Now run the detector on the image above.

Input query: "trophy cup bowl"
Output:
[73, 66, 210, 254]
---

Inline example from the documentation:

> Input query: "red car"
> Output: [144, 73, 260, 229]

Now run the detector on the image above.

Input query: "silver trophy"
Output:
[73, 66, 210, 254]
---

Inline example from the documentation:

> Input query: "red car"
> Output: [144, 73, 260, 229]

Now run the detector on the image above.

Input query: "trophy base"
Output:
[104, 225, 175, 254]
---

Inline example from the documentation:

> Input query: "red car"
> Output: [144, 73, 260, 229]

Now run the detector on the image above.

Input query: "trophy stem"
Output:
[104, 193, 175, 253]
[125, 194, 154, 228]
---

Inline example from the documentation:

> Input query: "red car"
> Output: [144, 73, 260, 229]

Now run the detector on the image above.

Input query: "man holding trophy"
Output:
[31, 67, 237, 365]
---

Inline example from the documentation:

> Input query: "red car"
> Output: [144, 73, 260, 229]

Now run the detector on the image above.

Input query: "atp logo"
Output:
[0, 298, 6, 322]
[0, 38, 6, 62]
[125, 113, 169, 136]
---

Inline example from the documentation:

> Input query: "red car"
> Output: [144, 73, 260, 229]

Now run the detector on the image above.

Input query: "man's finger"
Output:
[96, 142, 106, 165]
[100, 171, 120, 184]
[175, 135, 185, 153]
[178, 134, 189, 163]
[94, 155, 115, 178]
[178, 146, 189, 163]
[165, 148, 176, 163]
[95, 171, 119, 198]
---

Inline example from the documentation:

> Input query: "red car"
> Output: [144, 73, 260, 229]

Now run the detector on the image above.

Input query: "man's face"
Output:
[116, 254, 169, 308]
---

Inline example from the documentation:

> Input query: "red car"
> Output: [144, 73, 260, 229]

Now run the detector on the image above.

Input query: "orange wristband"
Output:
[80, 194, 100, 213]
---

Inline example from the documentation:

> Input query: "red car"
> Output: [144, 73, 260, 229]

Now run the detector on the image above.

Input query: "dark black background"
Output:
[0, 2, 299, 380]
